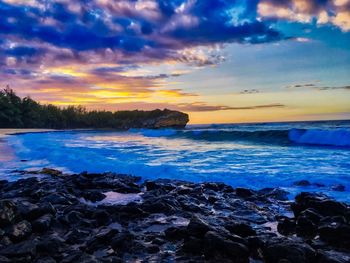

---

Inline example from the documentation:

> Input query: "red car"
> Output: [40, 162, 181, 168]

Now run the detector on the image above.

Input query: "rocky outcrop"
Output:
[139, 109, 189, 129]
[0, 170, 349, 262]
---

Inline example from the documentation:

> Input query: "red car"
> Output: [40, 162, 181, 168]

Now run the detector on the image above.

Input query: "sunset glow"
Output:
[0, 0, 349, 123]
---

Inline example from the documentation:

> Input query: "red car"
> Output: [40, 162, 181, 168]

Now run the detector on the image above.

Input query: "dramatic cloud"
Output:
[0, 0, 348, 113]
[258, 0, 350, 32]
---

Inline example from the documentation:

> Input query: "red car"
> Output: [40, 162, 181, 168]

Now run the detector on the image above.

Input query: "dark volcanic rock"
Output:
[0, 170, 349, 262]
[264, 238, 316, 263]
[277, 217, 296, 236]
[224, 221, 256, 237]
[32, 215, 52, 233]
[186, 216, 211, 238]
[294, 180, 311, 186]
[0, 201, 17, 227]
[7, 220, 32, 242]
[203, 231, 249, 262]
[331, 184, 346, 192]
[318, 250, 350, 263]
[0, 239, 37, 258]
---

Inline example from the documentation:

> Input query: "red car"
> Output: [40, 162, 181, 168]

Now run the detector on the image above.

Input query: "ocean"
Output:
[0, 120, 349, 201]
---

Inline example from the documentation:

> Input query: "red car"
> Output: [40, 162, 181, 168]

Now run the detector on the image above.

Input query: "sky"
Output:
[0, 0, 349, 124]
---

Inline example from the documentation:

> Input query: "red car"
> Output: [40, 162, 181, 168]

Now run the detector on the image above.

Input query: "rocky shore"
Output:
[0, 169, 349, 263]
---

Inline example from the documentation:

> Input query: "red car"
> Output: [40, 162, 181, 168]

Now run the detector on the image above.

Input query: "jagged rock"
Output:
[258, 188, 289, 201]
[0, 171, 349, 262]
[277, 217, 296, 236]
[203, 231, 249, 262]
[292, 192, 347, 217]
[16, 201, 42, 221]
[32, 214, 52, 233]
[0, 201, 17, 227]
[40, 168, 63, 176]
[0, 255, 10, 263]
[35, 257, 57, 263]
[8, 220, 32, 242]
[140, 109, 189, 129]
[318, 220, 350, 248]
[186, 216, 211, 238]
[0, 239, 37, 257]
[294, 180, 311, 186]
[81, 191, 106, 202]
[318, 250, 350, 263]
[236, 188, 255, 198]
[224, 221, 256, 237]
[263, 238, 316, 263]
[331, 184, 346, 192]
[164, 226, 187, 240]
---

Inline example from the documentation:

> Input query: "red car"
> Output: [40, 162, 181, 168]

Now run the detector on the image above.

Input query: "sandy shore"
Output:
[0, 129, 55, 139]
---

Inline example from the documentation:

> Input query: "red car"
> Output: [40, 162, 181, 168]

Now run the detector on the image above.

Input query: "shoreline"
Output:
[0, 169, 349, 262]
[0, 129, 57, 139]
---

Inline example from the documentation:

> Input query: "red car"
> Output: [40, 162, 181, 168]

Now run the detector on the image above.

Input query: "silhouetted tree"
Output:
[0, 88, 176, 129]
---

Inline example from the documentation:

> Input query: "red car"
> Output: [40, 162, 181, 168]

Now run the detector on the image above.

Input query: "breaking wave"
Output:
[134, 128, 350, 147]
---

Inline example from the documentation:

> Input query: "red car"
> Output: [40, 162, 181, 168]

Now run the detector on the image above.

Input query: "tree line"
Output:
[0, 87, 170, 129]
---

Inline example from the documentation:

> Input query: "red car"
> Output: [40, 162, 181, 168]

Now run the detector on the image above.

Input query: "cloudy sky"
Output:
[0, 0, 349, 124]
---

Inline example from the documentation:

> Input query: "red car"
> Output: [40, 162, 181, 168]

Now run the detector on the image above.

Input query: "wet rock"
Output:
[92, 210, 110, 226]
[277, 217, 296, 236]
[81, 191, 106, 202]
[293, 208, 322, 240]
[314, 182, 326, 187]
[224, 221, 256, 237]
[164, 226, 186, 240]
[331, 184, 346, 192]
[0, 255, 10, 263]
[42, 193, 72, 205]
[296, 215, 318, 239]
[236, 188, 255, 198]
[292, 192, 347, 217]
[35, 257, 57, 263]
[258, 188, 289, 201]
[36, 235, 65, 254]
[63, 210, 84, 225]
[0, 239, 37, 257]
[182, 236, 204, 254]
[317, 250, 350, 263]
[186, 216, 211, 238]
[32, 214, 52, 233]
[294, 180, 311, 186]
[110, 232, 135, 250]
[318, 220, 350, 248]
[203, 231, 249, 262]
[0, 201, 17, 227]
[40, 168, 63, 176]
[8, 220, 32, 242]
[0, 170, 349, 262]
[65, 229, 90, 245]
[16, 201, 42, 221]
[263, 238, 316, 263]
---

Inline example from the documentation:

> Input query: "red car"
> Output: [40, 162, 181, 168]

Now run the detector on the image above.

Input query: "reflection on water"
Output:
[0, 126, 349, 202]
[0, 139, 15, 162]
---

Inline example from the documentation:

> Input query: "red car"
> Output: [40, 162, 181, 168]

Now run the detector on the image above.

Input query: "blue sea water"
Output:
[0, 120, 349, 201]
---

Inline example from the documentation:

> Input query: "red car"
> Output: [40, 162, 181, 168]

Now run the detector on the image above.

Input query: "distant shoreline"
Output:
[0, 129, 56, 139]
